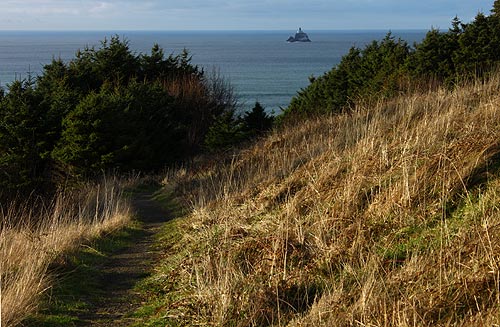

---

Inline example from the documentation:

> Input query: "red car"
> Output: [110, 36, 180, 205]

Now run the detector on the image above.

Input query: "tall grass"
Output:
[0, 177, 132, 326]
[158, 74, 500, 325]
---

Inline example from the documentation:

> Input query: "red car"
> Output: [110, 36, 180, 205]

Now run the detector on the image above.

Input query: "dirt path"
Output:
[77, 191, 171, 326]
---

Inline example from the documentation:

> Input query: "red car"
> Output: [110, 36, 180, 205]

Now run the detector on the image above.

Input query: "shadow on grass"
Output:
[23, 224, 146, 327]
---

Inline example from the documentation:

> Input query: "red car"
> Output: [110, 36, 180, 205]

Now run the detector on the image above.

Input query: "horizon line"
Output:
[0, 28, 430, 33]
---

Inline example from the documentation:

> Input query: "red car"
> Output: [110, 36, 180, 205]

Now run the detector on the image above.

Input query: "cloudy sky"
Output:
[0, 0, 494, 31]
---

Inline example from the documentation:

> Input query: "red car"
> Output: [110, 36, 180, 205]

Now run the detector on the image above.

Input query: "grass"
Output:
[10, 71, 500, 326]
[0, 176, 133, 326]
[130, 206, 192, 327]
[133, 74, 500, 326]
[23, 223, 144, 326]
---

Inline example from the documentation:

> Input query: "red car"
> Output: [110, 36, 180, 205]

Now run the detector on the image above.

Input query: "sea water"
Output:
[0, 30, 426, 113]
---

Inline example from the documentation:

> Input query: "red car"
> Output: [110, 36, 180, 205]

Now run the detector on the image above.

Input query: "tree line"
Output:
[0, 37, 273, 199]
[280, 1, 500, 121]
[5, 1, 499, 199]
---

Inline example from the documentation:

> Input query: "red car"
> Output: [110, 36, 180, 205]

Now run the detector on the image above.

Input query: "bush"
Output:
[204, 102, 274, 152]
[282, 33, 410, 120]
[0, 36, 236, 194]
[241, 102, 274, 136]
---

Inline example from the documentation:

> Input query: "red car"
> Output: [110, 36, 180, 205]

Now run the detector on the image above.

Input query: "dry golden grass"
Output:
[156, 74, 500, 326]
[0, 177, 132, 326]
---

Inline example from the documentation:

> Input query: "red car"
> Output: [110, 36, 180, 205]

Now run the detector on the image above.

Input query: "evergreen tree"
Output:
[0, 35, 238, 194]
[0, 80, 47, 193]
[52, 81, 181, 177]
[204, 110, 244, 151]
[406, 28, 458, 84]
[493, 0, 500, 16]
[140, 44, 202, 82]
[282, 33, 410, 121]
[242, 102, 274, 135]
[453, 12, 500, 77]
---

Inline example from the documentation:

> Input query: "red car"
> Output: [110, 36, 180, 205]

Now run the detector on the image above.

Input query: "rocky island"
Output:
[287, 27, 311, 42]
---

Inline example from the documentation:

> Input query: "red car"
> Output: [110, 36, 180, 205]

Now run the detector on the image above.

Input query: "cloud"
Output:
[0, 0, 494, 30]
[89, 2, 113, 14]
[0, 1, 80, 15]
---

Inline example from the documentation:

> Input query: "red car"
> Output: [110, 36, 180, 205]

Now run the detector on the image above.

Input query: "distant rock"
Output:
[287, 28, 311, 42]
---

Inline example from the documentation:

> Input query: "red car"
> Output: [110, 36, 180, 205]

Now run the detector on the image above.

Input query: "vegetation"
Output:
[0, 177, 132, 326]
[0, 37, 237, 199]
[205, 101, 274, 151]
[6, 1, 500, 326]
[282, 34, 411, 120]
[134, 71, 500, 326]
[24, 223, 147, 326]
[281, 0, 500, 121]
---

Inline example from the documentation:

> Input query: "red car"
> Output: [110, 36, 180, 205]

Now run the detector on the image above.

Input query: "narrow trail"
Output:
[77, 191, 171, 326]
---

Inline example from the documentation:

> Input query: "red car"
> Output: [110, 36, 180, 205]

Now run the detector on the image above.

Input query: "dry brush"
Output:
[0, 177, 132, 326]
[153, 74, 500, 326]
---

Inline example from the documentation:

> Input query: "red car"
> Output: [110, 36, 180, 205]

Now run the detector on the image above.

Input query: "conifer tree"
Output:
[204, 110, 244, 151]
[0, 80, 47, 193]
[492, 0, 500, 16]
[242, 102, 274, 134]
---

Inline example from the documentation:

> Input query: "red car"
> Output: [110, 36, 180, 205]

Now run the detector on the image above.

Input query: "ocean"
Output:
[0, 30, 426, 113]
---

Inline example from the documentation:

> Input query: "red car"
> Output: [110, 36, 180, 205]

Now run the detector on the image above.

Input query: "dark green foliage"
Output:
[492, 0, 500, 16]
[410, 12, 500, 81]
[406, 28, 459, 84]
[53, 81, 184, 177]
[140, 46, 202, 82]
[453, 13, 500, 78]
[0, 36, 236, 195]
[66, 36, 139, 93]
[242, 102, 274, 135]
[204, 110, 245, 151]
[354, 34, 410, 96]
[0, 80, 47, 195]
[204, 102, 274, 152]
[283, 34, 410, 119]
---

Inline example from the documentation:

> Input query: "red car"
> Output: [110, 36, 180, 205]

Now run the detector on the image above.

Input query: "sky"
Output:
[0, 0, 495, 31]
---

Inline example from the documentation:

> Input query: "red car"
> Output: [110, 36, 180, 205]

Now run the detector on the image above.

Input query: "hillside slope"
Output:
[138, 75, 500, 326]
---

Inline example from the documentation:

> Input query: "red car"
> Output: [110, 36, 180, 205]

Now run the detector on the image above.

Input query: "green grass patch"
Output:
[130, 217, 194, 326]
[379, 192, 486, 264]
[152, 187, 186, 217]
[123, 180, 162, 198]
[23, 223, 144, 326]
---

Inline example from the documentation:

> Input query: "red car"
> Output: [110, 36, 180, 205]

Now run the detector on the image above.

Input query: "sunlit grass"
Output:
[0, 177, 132, 326]
[137, 74, 500, 326]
